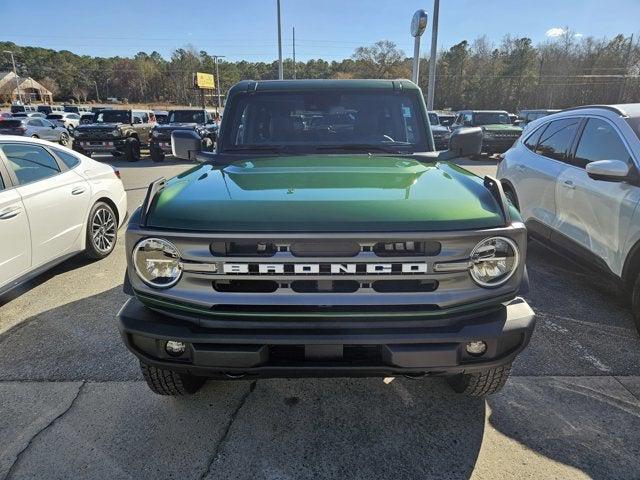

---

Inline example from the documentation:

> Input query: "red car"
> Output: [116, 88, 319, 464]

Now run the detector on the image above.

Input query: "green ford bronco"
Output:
[118, 79, 535, 397]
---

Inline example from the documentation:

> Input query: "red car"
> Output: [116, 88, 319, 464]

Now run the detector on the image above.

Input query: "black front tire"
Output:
[84, 201, 118, 260]
[124, 137, 141, 162]
[447, 364, 512, 397]
[140, 362, 205, 396]
[150, 146, 165, 162]
[630, 275, 640, 336]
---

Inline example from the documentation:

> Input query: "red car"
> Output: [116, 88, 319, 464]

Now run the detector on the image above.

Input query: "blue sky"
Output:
[1, 0, 638, 61]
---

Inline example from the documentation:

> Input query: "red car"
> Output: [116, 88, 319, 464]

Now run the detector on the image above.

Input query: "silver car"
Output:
[46, 112, 81, 132]
[0, 117, 71, 146]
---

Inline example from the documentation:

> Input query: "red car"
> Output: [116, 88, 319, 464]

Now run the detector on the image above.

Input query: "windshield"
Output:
[224, 91, 427, 153]
[474, 112, 511, 125]
[428, 113, 439, 125]
[168, 110, 205, 123]
[95, 110, 131, 123]
[625, 117, 640, 141]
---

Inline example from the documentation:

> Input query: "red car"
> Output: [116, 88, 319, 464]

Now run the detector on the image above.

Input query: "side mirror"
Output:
[447, 127, 483, 157]
[586, 159, 630, 182]
[172, 130, 203, 161]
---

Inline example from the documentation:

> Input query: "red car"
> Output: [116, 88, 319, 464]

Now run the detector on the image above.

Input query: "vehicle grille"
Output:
[78, 129, 113, 139]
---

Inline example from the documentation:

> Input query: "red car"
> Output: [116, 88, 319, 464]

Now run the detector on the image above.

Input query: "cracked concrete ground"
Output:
[1, 156, 640, 479]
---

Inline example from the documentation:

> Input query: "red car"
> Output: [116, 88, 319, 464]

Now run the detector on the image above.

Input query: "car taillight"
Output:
[113, 169, 121, 179]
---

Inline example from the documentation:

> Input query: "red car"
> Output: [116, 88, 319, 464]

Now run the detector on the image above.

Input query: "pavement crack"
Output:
[3, 381, 85, 480]
[614, 376, 640, 402]
[198, 380, 257, 480]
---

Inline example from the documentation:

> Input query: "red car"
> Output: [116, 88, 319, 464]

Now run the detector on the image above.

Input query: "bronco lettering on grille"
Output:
[221, 263, 428, 275]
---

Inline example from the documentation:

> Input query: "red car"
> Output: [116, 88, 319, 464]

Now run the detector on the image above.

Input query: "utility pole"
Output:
[426, 0, 440, 110]
[212, 55, 226, 111]
[292, 27, 296, 79]
[277, 0, 283, 79]
[3, 50, 23, 104]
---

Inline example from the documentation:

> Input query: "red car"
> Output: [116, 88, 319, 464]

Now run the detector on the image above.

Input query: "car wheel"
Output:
[124, 137, 141, 162]
[150, 146, 165, 162]
[202, 137, 214, 152]
[84, 201, 118, 260]
[140, 362, 205, 396]
[31, 134, 38, 138]
[446, 364, 511, 397]
[630, 275, 640, 336]
[59, 131, 70, 146]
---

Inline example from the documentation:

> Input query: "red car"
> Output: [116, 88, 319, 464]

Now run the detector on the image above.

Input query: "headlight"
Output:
[133, 238, 183, 288]
[151, 130, 161, 138]
[74, 130, 84, 138]
[111, 129, 121, 137]
[469, 237, 519, 287]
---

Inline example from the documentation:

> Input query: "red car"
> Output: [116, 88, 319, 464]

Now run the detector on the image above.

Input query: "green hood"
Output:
[482, 124, 523, 133]
[146, 155, 505, 232]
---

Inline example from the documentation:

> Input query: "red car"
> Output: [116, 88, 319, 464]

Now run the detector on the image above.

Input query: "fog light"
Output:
[465, 340, 487, 356]
[165, 340, 186, 356]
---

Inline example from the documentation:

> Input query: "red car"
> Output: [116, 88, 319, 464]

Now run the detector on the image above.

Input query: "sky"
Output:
[1, 0, 638, 62]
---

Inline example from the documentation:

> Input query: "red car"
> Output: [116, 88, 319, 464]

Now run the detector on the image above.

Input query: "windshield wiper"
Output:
[315, 143, 411, 153]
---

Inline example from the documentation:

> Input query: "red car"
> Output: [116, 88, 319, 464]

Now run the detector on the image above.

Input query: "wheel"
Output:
[140, 362, 205, 396]
[630, 275, 640, 336]
[124, 137, 141, 162]
[446, 364, 512, 397]
[31, 134, 38, 138]
[150, 146, 165, 162]
[59, 131, 70, 146]
[202, 137, 214, 152]
[84, 201, 117, 260]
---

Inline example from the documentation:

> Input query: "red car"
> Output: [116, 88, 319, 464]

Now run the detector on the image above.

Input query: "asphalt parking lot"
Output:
[1, 154, 640, 480]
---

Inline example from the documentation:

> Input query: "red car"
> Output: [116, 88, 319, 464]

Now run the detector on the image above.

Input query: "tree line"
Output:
[1, 31, 638, 111]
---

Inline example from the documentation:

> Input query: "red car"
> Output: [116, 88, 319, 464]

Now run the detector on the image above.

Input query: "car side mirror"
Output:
[447, 127, 483, 157]
[172, 130, 203, 161]
[586, 159, 630, 182]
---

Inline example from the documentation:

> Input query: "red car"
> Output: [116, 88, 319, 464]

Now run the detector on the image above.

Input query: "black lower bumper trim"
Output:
[118, 296, 535, 377]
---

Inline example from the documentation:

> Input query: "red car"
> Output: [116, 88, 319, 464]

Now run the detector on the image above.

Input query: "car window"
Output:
[0, 171, 4, 190]
[463, 113, 473, 125]
[29, 119, 44, 127]
[2, 144, 61, 185]
[51, 148, 81, 168]
[68, 114, 80, 119]
[535, 118, 581, 162]
[523, 123, 548, 151]
[573, 118, 632, 168]
[42, 119, 55, 128]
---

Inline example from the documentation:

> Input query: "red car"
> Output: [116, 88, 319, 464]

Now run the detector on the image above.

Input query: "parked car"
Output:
[10, 104, 37, 114]
[63, 105, 91, 114]
[438, 112, 456, 127]
[518, 109, 560, 126]
[79, 112, 96, 125]
[46, 112, 81, 132]
[37, 105, 65, 115]
[11, 112, 46, 119]
[0, 112, 12, 120]
[118, 79, 534, 397]
[73, 109, 156, 161]
[154, 110, 169, 124]
[497, 104, 640, 334]
[148, 108, 217, 162]
[427, 111, 451, 150]
[452, 110, 523, 156]
[0, 136, 127, 296]
[0, 117, 71, 146]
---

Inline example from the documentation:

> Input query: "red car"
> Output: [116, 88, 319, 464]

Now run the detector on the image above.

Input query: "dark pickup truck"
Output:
[73, 109, 156, 161]
[149, 109, 218, 162]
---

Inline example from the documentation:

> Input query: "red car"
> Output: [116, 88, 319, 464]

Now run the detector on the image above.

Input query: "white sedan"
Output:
[0, 136, 127, 296]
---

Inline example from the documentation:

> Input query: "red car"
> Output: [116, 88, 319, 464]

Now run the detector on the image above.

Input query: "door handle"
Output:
[562, 180, 575, 190]
[0, 206, 21, 219]
[71, 186, 86, 195]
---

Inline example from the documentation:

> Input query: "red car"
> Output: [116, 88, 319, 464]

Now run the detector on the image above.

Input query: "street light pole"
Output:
[3, 50, 23, 104]
[426, 0, 440, 110]
[212, 55, 226, 112]
[277, 0, 283, 79]
[410, 10, 428, 85]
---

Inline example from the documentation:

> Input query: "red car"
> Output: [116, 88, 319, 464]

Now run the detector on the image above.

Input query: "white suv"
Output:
[497, 104, 640, 334]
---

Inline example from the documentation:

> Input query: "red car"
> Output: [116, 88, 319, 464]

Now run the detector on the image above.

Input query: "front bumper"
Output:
[118, 296, 535, 378]
[481, 137, 519, 153]
[149, 138, 172, 152]
[75, 138, 126, 152]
